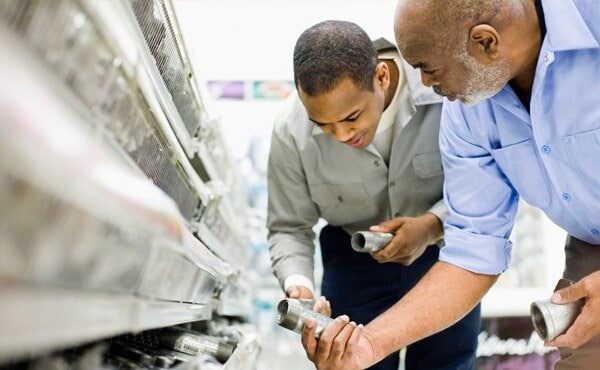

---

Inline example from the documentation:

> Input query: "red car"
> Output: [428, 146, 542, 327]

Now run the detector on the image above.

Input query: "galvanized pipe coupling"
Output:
[351, 231, 394, 253]
[530, 278, 584, 341]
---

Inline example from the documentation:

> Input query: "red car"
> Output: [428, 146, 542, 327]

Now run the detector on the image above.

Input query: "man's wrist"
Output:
[422, 212, 443, 244]
[283, 274, 315, 294]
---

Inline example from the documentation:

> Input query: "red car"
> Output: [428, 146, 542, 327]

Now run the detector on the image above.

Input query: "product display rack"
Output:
[0, 0, 256, 368]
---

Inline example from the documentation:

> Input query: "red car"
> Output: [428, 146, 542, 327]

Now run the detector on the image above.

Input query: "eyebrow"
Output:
[411, 62, 429, 70]
[308, 109, 360, 126]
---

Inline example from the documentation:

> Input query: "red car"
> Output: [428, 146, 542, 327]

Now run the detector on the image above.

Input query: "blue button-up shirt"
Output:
[439, 0, 600, 274]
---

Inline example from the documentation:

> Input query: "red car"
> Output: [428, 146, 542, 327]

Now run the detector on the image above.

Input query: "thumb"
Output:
[286, 286, 301, 299]
[552, 282, 585, 304]
[370, 218, 404, 232]
[369, 224, 385, 232]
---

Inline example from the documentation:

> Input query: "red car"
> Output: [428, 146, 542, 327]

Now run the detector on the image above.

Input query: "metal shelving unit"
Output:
[0, 0, 257, 368]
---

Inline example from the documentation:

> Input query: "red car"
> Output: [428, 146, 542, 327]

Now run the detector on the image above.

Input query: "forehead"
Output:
[398, 37, 438, 69]
[395, 6, 439, 66]
[298, 78, 372, 122]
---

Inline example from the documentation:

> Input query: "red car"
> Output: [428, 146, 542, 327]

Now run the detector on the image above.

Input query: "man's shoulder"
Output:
[372, 37, 396, 53]
[272, 92, 314, 142]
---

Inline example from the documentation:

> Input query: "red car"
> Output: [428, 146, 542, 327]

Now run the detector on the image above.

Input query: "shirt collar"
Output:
[543, 0, 599, 51]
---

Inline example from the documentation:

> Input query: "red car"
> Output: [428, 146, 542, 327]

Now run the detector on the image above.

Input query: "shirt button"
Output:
[390, 181, 396, 187]
[562, 193, 571, 201]
[337, 195, 343, 203]
[374, 160, 381, 167]
[544, 53, 549, 62]
[541, 145, 551, 154]
[592, 229, 600, 235]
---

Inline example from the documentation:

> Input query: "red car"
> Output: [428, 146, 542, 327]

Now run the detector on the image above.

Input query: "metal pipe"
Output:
[158, 327, 235, 363]
[351, 231, 393, 253]
[530, 279, 584, 341]
[277, 299, 333, 339]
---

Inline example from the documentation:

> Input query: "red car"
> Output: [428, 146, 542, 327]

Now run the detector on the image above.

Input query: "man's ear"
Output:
[468, 24, 500, 63]
[374, 61, 390, 89]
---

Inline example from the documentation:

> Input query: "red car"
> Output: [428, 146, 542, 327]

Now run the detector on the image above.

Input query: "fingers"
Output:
[369, 217, 405, 233]
[552, 272, 600, 304]
[370, 235, 414, 265]
[286, 285, 315, 299]
[552, 285, 585, 304]
[546, 314, 591, 349]
[302, 318, 319, 361]
[329, 321, 357, 360]
[546, 278, 600, 349]
[345, 324, 364, 358]
[305, 315, 357, 365]
[302, 315, 349, 361]
[286, 286, 301, 299]
[313, 296, 332, 317]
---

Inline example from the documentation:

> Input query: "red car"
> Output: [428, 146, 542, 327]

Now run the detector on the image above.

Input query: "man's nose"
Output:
[420, 71, 439, 87]
[331, 124, 353, 142]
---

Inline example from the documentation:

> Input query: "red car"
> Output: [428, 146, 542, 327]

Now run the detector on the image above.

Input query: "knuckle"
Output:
[563, 287, 575, 299]
[316, 345, 329, 355]
[580, 278, 591, 292]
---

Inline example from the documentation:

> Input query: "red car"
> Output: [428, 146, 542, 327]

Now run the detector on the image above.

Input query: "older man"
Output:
[301, 1, 600, 369]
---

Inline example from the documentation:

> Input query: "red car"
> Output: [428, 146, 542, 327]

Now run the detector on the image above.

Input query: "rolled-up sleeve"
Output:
[438, 101, 518, 274]
[267, 125, 319, 289]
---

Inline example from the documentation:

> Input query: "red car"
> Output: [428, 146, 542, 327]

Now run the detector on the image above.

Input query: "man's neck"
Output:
[508, 0, 543, 108]
[381, 59, 399, 110]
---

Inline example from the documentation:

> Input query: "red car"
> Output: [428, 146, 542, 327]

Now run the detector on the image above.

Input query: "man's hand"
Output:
[369, 212, 443, 265]
[546, 270, 600, 349]
[301, 315, 376, 370]
[313, 296, 333, 318]
[286, 285, 315, 299]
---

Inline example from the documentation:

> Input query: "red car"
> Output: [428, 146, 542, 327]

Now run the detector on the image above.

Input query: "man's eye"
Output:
[423, 70, 436, 75]
[346, 117, 358, 122]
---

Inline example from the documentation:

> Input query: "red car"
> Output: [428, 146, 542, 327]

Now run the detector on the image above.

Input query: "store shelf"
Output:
[0, 284, 212, 364]
[0, 0, 255, 367]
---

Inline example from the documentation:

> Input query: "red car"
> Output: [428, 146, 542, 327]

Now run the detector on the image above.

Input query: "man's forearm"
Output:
[268, 231, 316, 289]
[365, 261, 498, 360]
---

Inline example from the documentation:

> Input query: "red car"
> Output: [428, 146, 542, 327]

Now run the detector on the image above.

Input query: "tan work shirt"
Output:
[267, 48, 445, 290]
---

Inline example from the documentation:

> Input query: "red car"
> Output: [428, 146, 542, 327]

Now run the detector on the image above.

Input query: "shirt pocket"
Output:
[412, 151, 443, 178]
[490, 139, 550, 209]
[308, 183, 379, 225]
[410, 151, 444, 200]
[562, 127, 600, 198]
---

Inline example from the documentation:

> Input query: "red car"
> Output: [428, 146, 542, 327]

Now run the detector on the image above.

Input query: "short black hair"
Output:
[293, 20, 378, 96]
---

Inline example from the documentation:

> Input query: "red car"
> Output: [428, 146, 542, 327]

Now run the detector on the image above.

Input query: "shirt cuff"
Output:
[439, 225, 512, 275]
[283, 274, 315, 295]
[427, 199, 449, 224]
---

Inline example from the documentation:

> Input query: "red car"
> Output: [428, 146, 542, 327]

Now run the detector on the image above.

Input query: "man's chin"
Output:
[459, 88, 504, 106]
[459, 96, 478, 106]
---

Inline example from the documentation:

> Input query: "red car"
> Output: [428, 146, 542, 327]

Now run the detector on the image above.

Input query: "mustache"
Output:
[433, 86, 453, 97]
[432, 85, 456, 97]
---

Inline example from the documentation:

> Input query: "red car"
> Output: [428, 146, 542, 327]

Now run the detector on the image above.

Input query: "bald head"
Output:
[395, 0, 511, 56]
[393, 0, 537, 105]
[395, 0, 530, 59]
